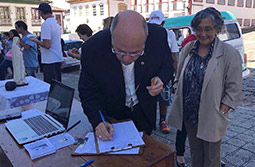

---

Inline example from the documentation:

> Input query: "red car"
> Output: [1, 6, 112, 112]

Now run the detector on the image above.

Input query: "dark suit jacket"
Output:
[78, 23, 174, 130]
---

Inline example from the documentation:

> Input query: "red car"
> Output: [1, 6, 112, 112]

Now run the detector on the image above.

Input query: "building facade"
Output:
[66, 0, 130, 33]
[131, 0, 255, 27]
[0, 0, 66, 35]
[190, 0, 255, 27]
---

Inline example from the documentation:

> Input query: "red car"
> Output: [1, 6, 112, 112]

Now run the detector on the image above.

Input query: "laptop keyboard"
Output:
[24, 115, 58, 136]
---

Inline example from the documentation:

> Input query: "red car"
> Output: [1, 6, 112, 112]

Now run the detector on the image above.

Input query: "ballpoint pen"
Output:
[79, 159, 94, 167]
[98, 110, 109, 132]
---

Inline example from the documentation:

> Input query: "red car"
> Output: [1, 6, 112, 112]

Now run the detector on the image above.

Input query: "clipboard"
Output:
[72, 121, 145, 155]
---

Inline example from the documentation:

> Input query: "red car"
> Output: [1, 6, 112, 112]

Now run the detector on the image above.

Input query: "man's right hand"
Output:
[95, 122, 114, 141]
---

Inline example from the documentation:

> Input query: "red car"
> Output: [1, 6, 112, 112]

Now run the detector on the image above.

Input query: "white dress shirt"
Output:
[122, 62, 139, 108]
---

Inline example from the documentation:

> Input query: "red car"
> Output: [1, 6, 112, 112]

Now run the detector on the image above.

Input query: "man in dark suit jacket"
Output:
[78, 10, 174, 140]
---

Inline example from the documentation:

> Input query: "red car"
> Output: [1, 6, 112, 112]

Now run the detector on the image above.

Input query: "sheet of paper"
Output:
[24, 138, 56, 160]
[74, 121, 145, 154]
[98, 121, 145, 153]
[48, 132, 75, 150]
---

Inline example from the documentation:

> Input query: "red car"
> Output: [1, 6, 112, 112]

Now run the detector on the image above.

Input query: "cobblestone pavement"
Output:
[35, 31, 255, 167]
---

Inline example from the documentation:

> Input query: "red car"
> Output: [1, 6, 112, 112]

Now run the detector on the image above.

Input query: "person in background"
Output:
[67, 24, 93, 60]
[29, 2, 63, 85]
[15, 21, 38, 77]
[168, 7, 242, 167]
[103, 16, 114, 30]
[149, 10, 178, 134]
[79, 10, 174, 140]
[0, 30, 20, 80]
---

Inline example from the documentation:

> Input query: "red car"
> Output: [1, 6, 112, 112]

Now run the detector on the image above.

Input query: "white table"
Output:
[0, 76, 50, 112]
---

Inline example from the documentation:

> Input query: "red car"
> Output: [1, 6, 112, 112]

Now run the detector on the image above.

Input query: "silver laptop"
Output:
[5, 80, 74, 144]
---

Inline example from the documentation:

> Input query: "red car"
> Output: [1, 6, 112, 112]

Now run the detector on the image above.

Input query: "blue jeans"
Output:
[25, 67, 37, 77]
[0, 59, 12, 80]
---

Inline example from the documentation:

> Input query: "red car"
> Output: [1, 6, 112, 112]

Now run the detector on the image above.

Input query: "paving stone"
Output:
[244, 158, 255, 167]
[239, 120, 255, 129]
[227, 125, 247, 134]
[242, 143, 255, 153]
[224, 154, 246, 166]
[221, 143, 239, 157]
[226, 130, 239, 138]
[242, 130, 255, 137]
[234, 133, 254, 142]
[234, 149, 254, 162]
[226, 137, 248, 147]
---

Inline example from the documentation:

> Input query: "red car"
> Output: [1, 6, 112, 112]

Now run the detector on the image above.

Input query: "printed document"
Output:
[74, 121, 145, 154]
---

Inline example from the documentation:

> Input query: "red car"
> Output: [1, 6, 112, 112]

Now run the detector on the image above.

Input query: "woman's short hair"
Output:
[75, 24, 93, 37]
[191, 7, 224, 32]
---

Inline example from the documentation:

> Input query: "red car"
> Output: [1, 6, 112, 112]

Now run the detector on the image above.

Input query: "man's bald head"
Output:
[110, 10, 148, 41]
[110, 10, 148, 65]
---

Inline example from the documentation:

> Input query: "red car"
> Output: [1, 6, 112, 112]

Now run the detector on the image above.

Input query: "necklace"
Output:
[129, 83, 140, 112]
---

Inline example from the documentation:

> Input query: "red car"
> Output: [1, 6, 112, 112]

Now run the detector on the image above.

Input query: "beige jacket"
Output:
[168, 37, 242, 142]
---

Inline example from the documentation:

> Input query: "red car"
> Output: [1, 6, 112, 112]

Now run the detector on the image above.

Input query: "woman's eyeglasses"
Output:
[194, 26, 215, 34]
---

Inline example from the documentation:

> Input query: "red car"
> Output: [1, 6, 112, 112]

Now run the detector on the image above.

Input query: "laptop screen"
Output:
[45, 80, 74, 129]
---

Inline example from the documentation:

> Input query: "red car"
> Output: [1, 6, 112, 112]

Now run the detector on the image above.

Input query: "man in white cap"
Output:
[149, 10, 179, 134]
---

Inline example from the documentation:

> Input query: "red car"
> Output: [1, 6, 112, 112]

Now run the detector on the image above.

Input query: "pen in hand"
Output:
[98, 110, 109, 132]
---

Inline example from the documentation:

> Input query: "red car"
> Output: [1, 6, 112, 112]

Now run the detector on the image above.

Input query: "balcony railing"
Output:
[32, 19, 41, 26]
[0, 18, 12, 26]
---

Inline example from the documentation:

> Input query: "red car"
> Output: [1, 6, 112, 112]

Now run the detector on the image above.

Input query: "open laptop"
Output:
[5, 80, 74, 144]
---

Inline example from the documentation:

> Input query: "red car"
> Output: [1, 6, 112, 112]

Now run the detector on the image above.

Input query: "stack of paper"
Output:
[74, 121, 145, 155]
[24, 133, 75, 160]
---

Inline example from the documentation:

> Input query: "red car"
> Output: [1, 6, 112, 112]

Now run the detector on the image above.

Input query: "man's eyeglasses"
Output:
[111, 47, 144, 57]
[194, 26, 215, 34]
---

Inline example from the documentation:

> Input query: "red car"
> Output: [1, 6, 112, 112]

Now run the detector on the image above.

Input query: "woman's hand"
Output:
[220, 103, 230, 114]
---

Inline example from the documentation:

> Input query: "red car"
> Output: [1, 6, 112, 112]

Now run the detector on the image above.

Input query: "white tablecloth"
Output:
[0, 76, 50, 111]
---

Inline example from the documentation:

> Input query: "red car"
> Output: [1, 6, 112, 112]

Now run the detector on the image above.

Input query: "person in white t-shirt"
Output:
[29, 3, 63, 85]
[149, 11, 179, 134]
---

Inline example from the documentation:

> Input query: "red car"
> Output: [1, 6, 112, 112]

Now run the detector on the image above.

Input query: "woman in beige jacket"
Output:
[168, 7, 242, 167]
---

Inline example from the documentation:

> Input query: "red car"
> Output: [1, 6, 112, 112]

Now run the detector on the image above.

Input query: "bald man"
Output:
[79, 10, 174, 140]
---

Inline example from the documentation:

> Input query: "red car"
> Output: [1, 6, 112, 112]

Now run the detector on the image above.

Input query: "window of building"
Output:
[142, 0, 147, 12]
[85, 5, 89, 16]
[237, 18, 242, 26]
[252, 19, 255, 26]
[0, 6, 11, 25]
[218, 0, 225, 4]
[92, 4, 96, 16]
[253, 0, 255, 7]
[16, 7, 26, 20]
[79, 6, 82, 16]
[244, 19, 250, 26]
[73, 6, 77, 16]
[31, 8, 41, 26]
[237, 0, 244, 6]
[99, 3, 104, 16]
[194, 0, 203, 2]
[206, 0, 215, 3]
[246, 0, 252, 7]
[162, 2, 169, 11]
[118, 3, 128, 12]
[148, 0, 154, 12]
[228, 0, 235, 5]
